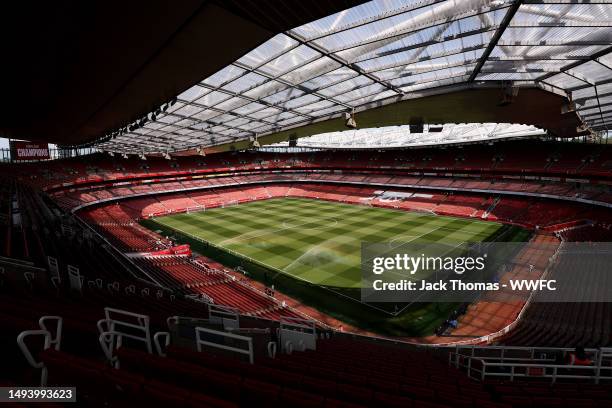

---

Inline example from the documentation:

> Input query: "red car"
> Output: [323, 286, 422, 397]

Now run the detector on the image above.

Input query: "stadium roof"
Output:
[26, 0, 602, 154]
[1, 0, 366, 146]
[266, 123, 546, 149]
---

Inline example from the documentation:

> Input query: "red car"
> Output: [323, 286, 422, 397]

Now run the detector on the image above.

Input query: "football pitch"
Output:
[151, 197, 503, 289]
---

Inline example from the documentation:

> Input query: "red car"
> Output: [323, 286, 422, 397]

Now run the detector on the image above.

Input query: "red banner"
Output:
[171, 244, 192, 256]
[10, 141, 50, 160]
[145, 244, 192, 257]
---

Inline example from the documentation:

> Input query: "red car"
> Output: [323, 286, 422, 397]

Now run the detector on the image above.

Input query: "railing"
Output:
[195, 326, 254, 364]
[0, 255, 48, 290]
[279, 316, 317, 354]
[449, 345, 612, 384]
[16, 316, 63, 386]
[450, 344, 599, 363]
[97, 307, 152, 358]
[208, 304, 240, 330]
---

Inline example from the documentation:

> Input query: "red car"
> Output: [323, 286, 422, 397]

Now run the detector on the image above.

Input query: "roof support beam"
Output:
[286, 31, 404, 98]
[575, 91, 612, 107]
[303, 0, 449, 42]
[498, 41, 612, 46]
[469, 0, 523, 82]
[369, 26, 497, 61]
[593, 85, 607, 126]
[581, 108, 612, 120]
[578, 100, 612, 113]
[560, 70, 609, 128]
[536, 46, 612, 82]
[538, 47, 612, 131]
[524, 0, 611, 4]
[232, 60, 353, 109]
[509, 22, 612, 28]
[329, 2, 511, 55]
[567, 76, 612, 92]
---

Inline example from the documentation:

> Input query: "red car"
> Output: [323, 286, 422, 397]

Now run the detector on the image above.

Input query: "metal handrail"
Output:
[450, 348, 612, 384]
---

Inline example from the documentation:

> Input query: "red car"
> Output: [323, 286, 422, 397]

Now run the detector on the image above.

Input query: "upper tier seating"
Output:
[44, 168, 611, 216]
[6, 140, 612, 191]
[78, 182, 609, 233]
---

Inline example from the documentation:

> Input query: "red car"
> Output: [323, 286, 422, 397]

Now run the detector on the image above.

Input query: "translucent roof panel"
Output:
[97, 0, 612, 154]
[266, 123, 546, 149]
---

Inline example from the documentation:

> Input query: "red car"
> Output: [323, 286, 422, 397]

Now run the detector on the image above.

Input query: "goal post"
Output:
[185, 205, 205, 214]
[222, 200, 239, 209]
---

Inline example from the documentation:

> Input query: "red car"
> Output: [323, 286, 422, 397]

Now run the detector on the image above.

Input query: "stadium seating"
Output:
[41, 167, 611, 221]
[7, 141, 612, 191]
[499, 243, 612, 348]
[6, 292, 612, 408]
[2, 140, 612, 407]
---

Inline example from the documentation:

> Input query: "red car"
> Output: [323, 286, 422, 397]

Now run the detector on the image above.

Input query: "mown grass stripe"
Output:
[154, 197, 503, 289]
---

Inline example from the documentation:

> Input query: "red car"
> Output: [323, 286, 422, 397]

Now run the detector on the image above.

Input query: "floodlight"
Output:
[345, 110, 357, 129]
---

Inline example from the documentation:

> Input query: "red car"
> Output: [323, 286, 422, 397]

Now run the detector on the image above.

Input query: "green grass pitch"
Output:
[152, 197, 503, 289]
